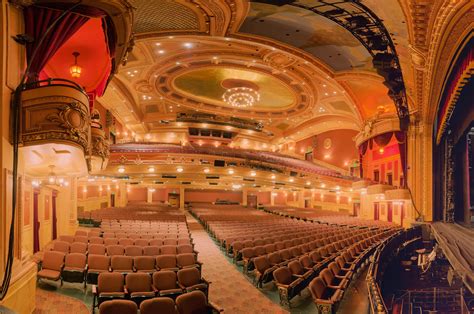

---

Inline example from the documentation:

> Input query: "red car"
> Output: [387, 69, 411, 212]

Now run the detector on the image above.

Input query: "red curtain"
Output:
[373, 132, 394, 148]
[25, 6, 89, 82]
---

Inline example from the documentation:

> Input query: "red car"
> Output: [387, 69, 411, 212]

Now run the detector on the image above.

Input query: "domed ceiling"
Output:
[173, 67, 296, 110]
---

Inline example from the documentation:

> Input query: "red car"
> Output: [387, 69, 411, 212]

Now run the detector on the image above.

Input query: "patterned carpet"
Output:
[34, 287, 89, 314]
[187, 216, 288, 314]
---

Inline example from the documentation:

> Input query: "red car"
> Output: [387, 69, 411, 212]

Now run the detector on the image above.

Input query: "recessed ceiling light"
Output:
[306, 181, 311, 186]
[271, 174, 276, 179]
[183, 42, 193, 48]
[155, 42, 161, 46]
[203, 168, 210, 173]
[289, 177, 294, 182]
[118, 166, 125, 173]
[157, 50, 165, 54]
[250, 171, 256, 177]
[176, 166, 183, 173]
[321, 183, 326, 188]
[148, 166, 155, 173]
[228, 168, 234, 175]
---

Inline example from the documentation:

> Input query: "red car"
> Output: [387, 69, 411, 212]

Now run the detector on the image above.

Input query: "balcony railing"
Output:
[19, 78, 91, 154]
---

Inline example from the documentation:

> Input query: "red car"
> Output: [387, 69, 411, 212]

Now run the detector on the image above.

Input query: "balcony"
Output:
[90, 118, 110, 173]
[18, 79, 90, 176]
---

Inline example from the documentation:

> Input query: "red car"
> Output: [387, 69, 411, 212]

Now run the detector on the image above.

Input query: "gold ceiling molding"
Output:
[132, 0, 248, 38]
[282, 115, 360, 139]
[424, 2, 473, 125]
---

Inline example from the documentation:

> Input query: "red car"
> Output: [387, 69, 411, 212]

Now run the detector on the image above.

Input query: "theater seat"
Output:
[61, 253, 87, 287]
[89, 244, 106, 255]
[125, 272, 155, 305]
[134, 256, 156, 274]
[152, 270, 183, 299]
[125, 245, 143, 257]
[87, 254, 111, 285]
[140, 297, 177, 314]
[93, 272, 126, 310]
[273, 266, 305, 307]
[308, 277, 343, 313]
[176, 253, 202, 270]
[52, 241, 70, 253]
[111, 256, 134, 274]
[99, 299, 137, 314]
[288, 260, 315, 283]
[70, 242, 87, 254]
[253, 256, 277, 288]
[320, 268, 348, 289]
[176, 290, 221, 314]
[177, 267, 210, 297]
[38, 251, 65, 282]
[156, 255, 179, 272]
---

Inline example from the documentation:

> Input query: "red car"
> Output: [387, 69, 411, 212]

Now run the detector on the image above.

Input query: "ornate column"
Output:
[270, 192, 275, 206]
[444, 134, 455, 222]
[179, 187, 185, 210]
[147, 188, 153, 204]
[242, 188, 248, 206]
[407, 118, 433, 222]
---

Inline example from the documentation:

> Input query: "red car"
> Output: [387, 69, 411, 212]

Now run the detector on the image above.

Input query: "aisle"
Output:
[186, 215, 287, 314]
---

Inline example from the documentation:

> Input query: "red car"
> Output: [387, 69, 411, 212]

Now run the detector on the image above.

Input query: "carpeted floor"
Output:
[187, 216, 288, 314]
[34, 287, 89, 314]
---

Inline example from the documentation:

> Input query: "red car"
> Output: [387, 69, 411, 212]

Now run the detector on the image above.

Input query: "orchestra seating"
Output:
[189, 204, 398, 309]
[35, 205, 211, 313]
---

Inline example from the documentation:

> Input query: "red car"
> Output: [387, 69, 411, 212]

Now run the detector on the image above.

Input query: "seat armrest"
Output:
[92, 285, 98, 295]
[328, 284, 345, 290]
[209, 301, 223, 313]
[315, 298, 335, 305]
[124, 287, 129, 294]
[202, 277, 211, 285]
[178, 283, 186, 290]
[276, 283, 289, 289]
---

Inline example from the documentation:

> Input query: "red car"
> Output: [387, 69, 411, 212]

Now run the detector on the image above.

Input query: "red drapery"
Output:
[358, 131, 408, 186]
[24, 6, 89, 83]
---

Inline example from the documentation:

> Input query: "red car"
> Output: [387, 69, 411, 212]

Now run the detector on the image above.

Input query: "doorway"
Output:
[110, 193, 115, 207]
[247, 195, 257, 208]
[374, 202, 380, 220]
[168, 193, 179, 207]
[33, 191, 40, 253]
[353, 202, 360, 216]
[52, 192, 57, 240]
[387, 202, 393, 222]
[374, 170, 380, 182]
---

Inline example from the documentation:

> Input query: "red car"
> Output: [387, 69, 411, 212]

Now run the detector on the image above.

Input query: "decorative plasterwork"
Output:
[132, 0, 249, 38]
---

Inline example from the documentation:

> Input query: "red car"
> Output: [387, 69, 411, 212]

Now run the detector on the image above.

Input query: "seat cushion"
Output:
[63, 266, 84, 272]
[38, 269, 61, 280]
[99, 292, 125, 298]
[130, 291, 155, 298]
[159, 288, 183, 296]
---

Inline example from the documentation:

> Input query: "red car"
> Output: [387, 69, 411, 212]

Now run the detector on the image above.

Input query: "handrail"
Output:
[22, 77, 87, 96]
[366, 226, 422, 313]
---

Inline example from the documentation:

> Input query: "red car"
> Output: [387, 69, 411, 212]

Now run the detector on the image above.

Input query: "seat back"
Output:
[89, 237, 104, 244]
[65, 253, 86, 268]
[149, 239, 163, 247]
[118, 238, 134, 246]
[104, 238, 119, 246]
[111, 256, 133, 271]
[320, 268, 334, 286]
[89, 244, 106, 255]
[143, 246, 160, 256]
[176, 290, 207, 314]
[107, 245, 125, 256]
[70, 242, 87, 254]
[254, 256, 269, 273]
[125, 272, 152, 293]
[288, 260, 305, 276]
[42, 251, 65, 271]
[161, 245, 177, 255]
[88, 254, 110, 271]
[309, 277, 327, 299]
[140, 297, 176, 314]
[156, 255, 177, 269]
[98, 272, 124, 293]
[177, 267, 200, 287]
[134, 256, 155, 271]
[273, 267, 292, 285]
[134, 239, 149, 247]
[176, 253, 196, 268]
[99, 299, 137, 314]
[52, 241, 70, 253]
[59, 235, 74, 243]
[268, 252, 282, 265]
[299, 255, 313, 269]
[177, 245, 193, 254]
[153, 270, 178, 290]
[74, 236, 88, 244]
[125, 245, 143, 257]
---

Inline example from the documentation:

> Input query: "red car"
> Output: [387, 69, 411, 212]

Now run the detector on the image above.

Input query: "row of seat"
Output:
[98, 290, 221, 314]
[38, 251, 203, 287]
[92, 269, 210, 311]
[61, 234, 191, 244]
[51, 242, 195, 256]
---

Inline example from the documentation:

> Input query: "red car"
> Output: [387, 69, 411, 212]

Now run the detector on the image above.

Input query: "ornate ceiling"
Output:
[96, 0, 471, 164]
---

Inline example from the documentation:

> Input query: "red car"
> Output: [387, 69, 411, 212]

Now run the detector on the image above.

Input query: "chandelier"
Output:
[222, 87, 260, 108]
[221, 79, 260, 108]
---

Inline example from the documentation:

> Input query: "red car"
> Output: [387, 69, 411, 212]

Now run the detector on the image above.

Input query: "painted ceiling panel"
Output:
[239, 2, 373, 71]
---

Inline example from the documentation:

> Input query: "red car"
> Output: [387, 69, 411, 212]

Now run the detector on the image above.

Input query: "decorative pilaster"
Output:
[445, 133, 455, 222]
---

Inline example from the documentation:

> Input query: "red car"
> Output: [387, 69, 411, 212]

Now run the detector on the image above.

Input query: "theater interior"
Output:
[0, 0, 473, 313]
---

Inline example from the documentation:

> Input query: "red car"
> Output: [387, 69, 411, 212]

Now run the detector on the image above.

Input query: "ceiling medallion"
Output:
[221, 79, 260, 108]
